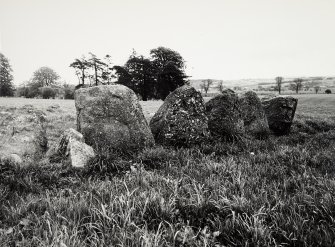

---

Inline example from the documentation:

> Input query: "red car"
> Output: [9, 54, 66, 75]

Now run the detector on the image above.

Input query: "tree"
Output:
[0, 53, 14, 96]
[217, 80, 224, 93]
[124, 54, 156, 101]
[290, 78, 303, 94]
[314, 85, 321, 94]
[31, 67, 59, 87]
[150, 47, 188, 100]
[101, 55, 115, 85]
[325, 89, 332, 94]
[275, 76, 283, 94]
[70, 57, 89, 86]
[87, 53, 107, 86]
[200, 79, 213, 95]
[71, 54, 115, 87]
[113, 65, 133, 88]
[150, 46, 185, 71]
[113, 51, 156, 100]
[156, 61, 187, 100]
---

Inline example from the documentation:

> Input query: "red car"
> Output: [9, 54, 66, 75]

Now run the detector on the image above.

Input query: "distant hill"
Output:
[190, 77, 335, 94]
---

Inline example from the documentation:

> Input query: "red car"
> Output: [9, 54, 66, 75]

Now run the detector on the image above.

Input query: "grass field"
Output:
[0, 94, 335, 246]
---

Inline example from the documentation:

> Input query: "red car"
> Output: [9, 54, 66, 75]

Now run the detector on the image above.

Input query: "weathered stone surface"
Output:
[0, 107, 47, 163]
[239, 91, 270, 139]
[56, 128, 84, 154]
[205, 89, 245, 139]
[1, 154, 23, 166]
[49, 128, 95, 168]
[149, 85, 209, 147]
[75, 85, 154, 152]
[262, 96, 298, 135]
[67, 139, 95, 168]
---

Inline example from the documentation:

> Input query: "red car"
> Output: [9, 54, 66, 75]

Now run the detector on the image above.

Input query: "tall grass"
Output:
[1, 98, 335, 246]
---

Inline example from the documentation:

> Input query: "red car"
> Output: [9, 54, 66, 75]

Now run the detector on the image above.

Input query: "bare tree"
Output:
[200, 79, 213, 95]
[217, 80, 224, 93]
[275, 76, 283, 94]
[290, 78, 303, 94]
[314, 85, 321, 94]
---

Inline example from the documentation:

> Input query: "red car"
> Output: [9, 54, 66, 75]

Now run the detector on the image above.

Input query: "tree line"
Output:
[70, 47, 188, 100]
[1, 50, 333, 99]
[274, 76, 331, 94]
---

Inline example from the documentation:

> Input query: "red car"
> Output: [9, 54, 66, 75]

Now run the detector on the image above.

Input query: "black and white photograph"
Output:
[0, 0, 335, 246]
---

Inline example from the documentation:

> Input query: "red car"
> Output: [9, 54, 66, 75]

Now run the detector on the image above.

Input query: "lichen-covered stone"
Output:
[1, 153, 23, 166]
[67, 138, 95, 168]
[75, 85, 154, 152]
[205, 89, 245, 139]
[149, 85, 209, 147]
[262, 96, 298, 135]
[239, 91, 270, 139]
[0, 106, 47, 163]
[49, 128, 95, 168]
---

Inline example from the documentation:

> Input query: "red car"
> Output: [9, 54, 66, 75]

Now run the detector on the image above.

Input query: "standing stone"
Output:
[0, 107, 47, 164]
[75, 85, 154, 152]
[205, 89, 245, 139]
[49, 128, 95, 168]
[239, 91, 270, 139]
[149, 85, 209, 147]
[262, 96, 298, 135]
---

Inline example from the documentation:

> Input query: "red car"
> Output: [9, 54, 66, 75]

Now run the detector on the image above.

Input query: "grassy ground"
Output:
[0, 95, 335, 246]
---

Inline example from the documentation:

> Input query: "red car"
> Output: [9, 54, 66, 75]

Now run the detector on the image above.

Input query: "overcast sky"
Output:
[0, 0, 334, 85]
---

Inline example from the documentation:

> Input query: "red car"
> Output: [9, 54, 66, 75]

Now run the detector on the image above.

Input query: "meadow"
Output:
[0, 93, 335, 246]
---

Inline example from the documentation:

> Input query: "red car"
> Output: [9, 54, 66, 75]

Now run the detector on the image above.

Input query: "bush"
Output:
[40, 87, 57, 99]
[17, 86, 40, 98]
[325, 89, 332, 94]
[64, 87, 74, 99]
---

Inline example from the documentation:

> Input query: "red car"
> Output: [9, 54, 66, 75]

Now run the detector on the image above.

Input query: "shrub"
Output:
[64, 87, 74, 99]
[17, 86, 40, 98]
[40, 87, 57, 99]
[325, 89, 332, 94]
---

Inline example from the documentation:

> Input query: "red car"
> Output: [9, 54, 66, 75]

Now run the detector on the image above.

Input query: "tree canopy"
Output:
[70, 47, 188, 100]
[0, 53, 14, 96]
[113, 47, 188, 100]
[31, 67, 60, 87]
[70, 53, 114, 86]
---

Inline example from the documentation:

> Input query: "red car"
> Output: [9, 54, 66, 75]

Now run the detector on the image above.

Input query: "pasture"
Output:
[0, 94, 335, 246]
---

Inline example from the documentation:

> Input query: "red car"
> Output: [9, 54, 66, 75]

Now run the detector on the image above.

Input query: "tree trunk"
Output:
[81, 69, 85, 85]
[94, 64, 98, 86]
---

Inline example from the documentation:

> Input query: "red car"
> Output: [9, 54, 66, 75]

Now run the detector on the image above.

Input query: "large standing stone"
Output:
[205, 89, 245, 139]
[75, 85, 154, 152]
[0, 106, 47, 164]
[49, 128, 95, 168]
[149, 85, 209, 147]
[262, 96, 298, 135]
[239, 91, 270, 139]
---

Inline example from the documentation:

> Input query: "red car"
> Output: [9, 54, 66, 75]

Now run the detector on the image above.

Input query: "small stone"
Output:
[67, 139, 95, 168]
[49, 128, 95, 168]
